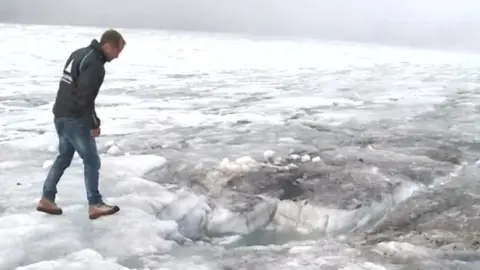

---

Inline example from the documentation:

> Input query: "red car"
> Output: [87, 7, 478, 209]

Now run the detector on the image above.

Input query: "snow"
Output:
[1, 22, 480, 269]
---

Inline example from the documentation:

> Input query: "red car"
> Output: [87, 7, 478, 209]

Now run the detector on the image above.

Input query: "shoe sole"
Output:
[36, 206, 63, 215]
[89, 206, 120, 220]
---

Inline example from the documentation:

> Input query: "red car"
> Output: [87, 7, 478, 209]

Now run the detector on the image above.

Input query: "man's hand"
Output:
[91, 127, 101, 137]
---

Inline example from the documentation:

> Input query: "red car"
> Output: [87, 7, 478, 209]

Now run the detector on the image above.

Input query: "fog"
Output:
[1, 0, 480, 51]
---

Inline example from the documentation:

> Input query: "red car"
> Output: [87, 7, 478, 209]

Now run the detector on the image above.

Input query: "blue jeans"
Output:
[42, 117, 103, 205]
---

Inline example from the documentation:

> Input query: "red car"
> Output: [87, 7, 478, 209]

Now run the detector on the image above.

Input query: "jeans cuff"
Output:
[42, 192, 56, 202]
[87, 197, 103, 206]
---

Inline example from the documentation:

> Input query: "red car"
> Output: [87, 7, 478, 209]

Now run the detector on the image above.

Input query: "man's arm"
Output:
[93, 107, 101, 127]
[76, 61, 104, 129]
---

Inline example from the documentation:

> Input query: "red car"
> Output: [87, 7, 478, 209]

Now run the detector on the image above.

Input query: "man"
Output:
[36, 29, 126, 220]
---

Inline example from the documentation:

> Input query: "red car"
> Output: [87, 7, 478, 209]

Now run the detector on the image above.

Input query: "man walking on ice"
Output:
[36, 29, 126, 219]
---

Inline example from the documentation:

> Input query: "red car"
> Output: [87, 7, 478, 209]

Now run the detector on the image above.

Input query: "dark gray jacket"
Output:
[52, 39, 107, 129]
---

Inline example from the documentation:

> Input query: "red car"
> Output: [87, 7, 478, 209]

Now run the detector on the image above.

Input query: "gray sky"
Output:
[1, 0, 480, 51]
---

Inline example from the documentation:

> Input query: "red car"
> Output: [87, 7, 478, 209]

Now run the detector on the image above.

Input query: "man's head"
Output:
[99, 29, 126, 62]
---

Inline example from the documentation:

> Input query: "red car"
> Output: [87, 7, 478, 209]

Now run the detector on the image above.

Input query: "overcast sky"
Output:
[1, 0, 480, 51]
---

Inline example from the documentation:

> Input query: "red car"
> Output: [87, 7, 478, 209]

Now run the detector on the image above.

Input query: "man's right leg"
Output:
[37, 118, 75, 215]
[63, 119, 120, 219]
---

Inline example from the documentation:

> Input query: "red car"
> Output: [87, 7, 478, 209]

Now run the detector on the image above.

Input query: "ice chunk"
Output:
[0, 160, 23, 170]
[0, 213, 84, 269]
[104, 140, 115, 148]
[288, 246, 313, 254]
[47, 144, 56, 153]
[17, 249, 128, 270]
[273, 156, 284, 165]
[83, 207, 177, 258]
[272, 200, 360, 234]
[235, 156, 258, 172]
[42, 159, 54, 169]
[373, 241, 431, 259]
[290, 154, 300, 161]
[106, 145, 122, 155]
[155, 189, 211, 240]
[300, 154, 311, 162]
[263, 149, 275, 162]
[102, 154, 167, 177]
[278, 137, 301, 144]
[206, 199, 276, 236]
[218, 155, 260, 173]
[339, 262, 389, 270]
[6, 132, 57, 152]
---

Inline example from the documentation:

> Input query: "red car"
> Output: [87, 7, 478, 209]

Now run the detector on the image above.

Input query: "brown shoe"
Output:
[88, 203, 120, 220]
[36, 198, 63, 215]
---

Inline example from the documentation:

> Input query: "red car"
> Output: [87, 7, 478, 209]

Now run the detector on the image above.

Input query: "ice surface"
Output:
[0, 154, 187, 268]
[1, 23, 480, 269]
[16, 249, 129, 270]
